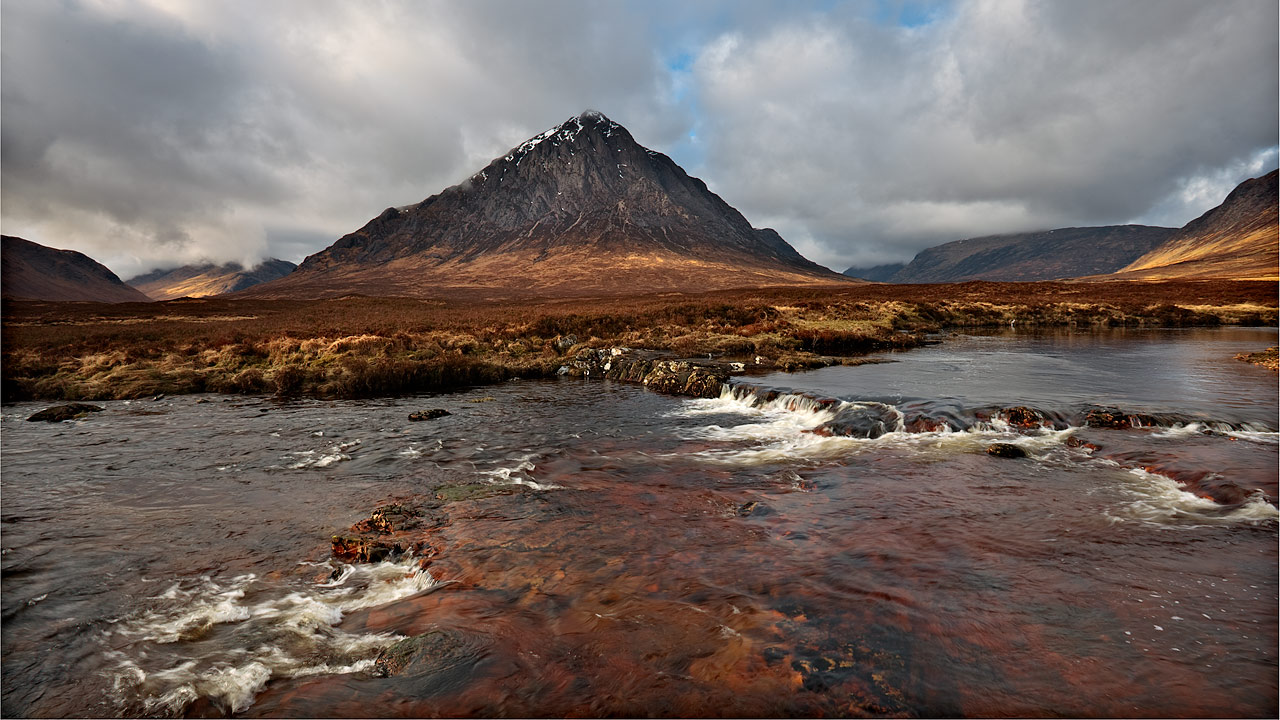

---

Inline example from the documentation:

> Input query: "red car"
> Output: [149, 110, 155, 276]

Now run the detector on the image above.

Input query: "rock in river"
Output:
[987, 443, 1028, 459]
[409, 409, 451, 421]
[26, 404, 104, 422]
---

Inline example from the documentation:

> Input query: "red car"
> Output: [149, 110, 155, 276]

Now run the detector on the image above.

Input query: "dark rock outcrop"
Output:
[26, 403, 104, 422]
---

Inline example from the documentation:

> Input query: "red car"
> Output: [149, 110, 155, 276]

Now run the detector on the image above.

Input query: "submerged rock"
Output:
[409, 409, 451, 421]
[435, 482, 522, 504]
[987, 443, 1028, 459]
[26, 403, 104, 422]
[372, 628, 486, 681]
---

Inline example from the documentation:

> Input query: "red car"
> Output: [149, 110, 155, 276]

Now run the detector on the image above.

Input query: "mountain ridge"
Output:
[247, 111, 849, 299]
[1113, 169, 1278, 280]
[1, 236, 151, 303]
[863, 225, 1176, 284]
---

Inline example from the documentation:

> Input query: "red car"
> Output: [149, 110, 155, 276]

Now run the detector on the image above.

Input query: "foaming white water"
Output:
[106, 558, 435, 714]
[1226, 429, 1280, 445]
[673, 384, 844, 423]
[285, 439, 361, 469]
[478, 454, 563, 490]
[1108, 468, 1280, 528]
[673, 384, 1082, 467]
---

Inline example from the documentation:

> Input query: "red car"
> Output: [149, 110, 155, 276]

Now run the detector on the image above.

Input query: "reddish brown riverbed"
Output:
[2, 328, 1276, 717]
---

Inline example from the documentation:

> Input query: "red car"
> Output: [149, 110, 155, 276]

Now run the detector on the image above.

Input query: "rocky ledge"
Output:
[557, 348, 731, 398]
[1235, 346, 1278, 372]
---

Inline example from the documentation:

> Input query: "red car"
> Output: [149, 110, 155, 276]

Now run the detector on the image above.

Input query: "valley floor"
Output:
[2, 280, 1276, 402]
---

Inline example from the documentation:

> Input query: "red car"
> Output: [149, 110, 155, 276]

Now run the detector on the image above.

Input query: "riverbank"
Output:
[3, 280, 1275, 401]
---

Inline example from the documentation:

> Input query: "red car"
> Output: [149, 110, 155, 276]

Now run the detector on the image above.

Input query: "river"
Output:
[2, 327, 1276, 717]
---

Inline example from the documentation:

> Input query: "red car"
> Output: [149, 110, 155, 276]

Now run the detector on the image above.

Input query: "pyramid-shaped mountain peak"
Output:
[253, 113, 847, 299]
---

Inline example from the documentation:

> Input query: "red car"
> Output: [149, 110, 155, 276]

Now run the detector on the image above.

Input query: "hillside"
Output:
[128, 259, 296, 300]
[245, 111, 850, 299]
[887, 226, 1176, 284]
[1, 236, 151, 303]
[1115, 170, 1278, 280]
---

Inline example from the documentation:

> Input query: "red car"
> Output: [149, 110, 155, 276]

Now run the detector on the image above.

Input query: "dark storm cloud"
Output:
[1, 0, 1275, 275]
[0, 0, 693, 276]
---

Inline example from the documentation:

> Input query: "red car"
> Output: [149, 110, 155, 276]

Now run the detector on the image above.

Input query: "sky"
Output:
[2, 0, 1276, 277]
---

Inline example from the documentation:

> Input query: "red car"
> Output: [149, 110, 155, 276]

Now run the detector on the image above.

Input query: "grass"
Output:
[3, 279, 1275, 401]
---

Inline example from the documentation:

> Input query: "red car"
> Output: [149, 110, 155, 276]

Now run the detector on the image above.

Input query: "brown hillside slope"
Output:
[1115, 170, 1278, 280]
[1, 236, 151, 303]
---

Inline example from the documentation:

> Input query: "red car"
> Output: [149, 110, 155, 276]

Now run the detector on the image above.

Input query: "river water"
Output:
[2, 327, 1276, 717]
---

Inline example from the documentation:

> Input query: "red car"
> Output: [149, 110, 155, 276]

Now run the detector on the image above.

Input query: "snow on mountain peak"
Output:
[501, 111, 622, 163]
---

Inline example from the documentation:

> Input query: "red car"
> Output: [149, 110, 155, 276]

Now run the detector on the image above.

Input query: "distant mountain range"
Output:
[244, 111, 849, 299]
[6, 117, 1272, 302]
[845, 170, 1277, 283]
[1, 235, 150, 303]
[127, 259, 296, 300]
[844, 226, 1176, 283]
[1112, 170, 1277, 281]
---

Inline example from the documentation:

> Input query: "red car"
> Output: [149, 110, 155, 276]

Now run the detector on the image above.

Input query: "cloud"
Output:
[690, 0, 1279, 268]
[1, 0, 1275, 276]
[1, 0, 693, 276]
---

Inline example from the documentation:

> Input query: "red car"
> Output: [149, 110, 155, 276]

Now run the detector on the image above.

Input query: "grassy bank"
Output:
[3, 280, 1275, 402]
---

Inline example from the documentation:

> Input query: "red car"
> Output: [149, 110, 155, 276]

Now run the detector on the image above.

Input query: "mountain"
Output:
[842, 263, 905, 282]
[128, 259, 297, 300]
[886, 225, 1176, 284]
[1, 236, 151, 303]
[1114, 170, 1278, 280]
[246, 111, 848, 299]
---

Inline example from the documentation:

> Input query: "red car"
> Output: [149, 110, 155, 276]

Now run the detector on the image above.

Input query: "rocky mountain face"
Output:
[1115, 170, 1278, 280]
[128, 259, 296, 300]
[842, 263, 906, 282]
[883, 226, 1176, 284]
[1, 236, 151, 303]
[249, 111, 848, 299]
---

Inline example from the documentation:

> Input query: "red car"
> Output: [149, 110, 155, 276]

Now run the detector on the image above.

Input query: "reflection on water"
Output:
[2, 328, 1276, 717]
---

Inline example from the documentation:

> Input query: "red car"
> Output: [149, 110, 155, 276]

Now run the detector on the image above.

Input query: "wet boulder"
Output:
[642, 360, 729, 399]
[998, 406, 1049, 429]
[1083, 407, 1160, 429]
[331, 534, 410, 563]
[351, 503, 423, 534]
[409, 409, 451, 421]
[1064, 436, 1100, 451]
[26, 403, 104, 422]
[986, 443, 1028, 459]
